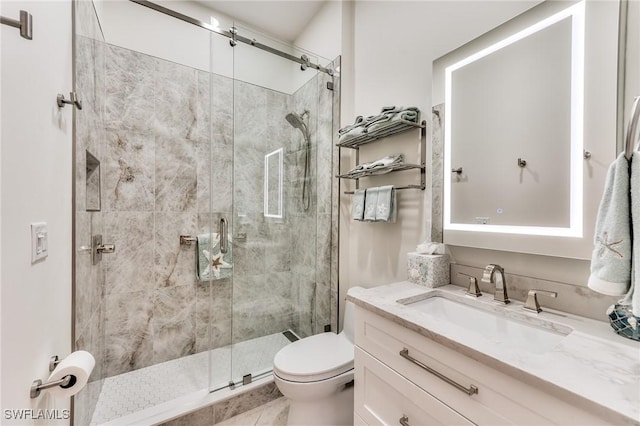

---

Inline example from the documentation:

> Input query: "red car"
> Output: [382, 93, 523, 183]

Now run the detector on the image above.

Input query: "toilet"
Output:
[273, 301, 355, 426]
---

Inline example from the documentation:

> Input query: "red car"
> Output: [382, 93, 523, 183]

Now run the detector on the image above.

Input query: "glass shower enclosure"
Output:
[72, 1, 338, 424]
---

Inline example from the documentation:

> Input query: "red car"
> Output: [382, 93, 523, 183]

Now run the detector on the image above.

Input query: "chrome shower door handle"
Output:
[219, 218, 228, 254]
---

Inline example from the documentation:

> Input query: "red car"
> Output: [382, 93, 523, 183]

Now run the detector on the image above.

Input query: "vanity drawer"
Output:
[355, 306, 608, 426]
[355, 347, 473, 426]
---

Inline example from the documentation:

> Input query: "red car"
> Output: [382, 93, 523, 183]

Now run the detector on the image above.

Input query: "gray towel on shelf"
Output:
[375, 185, 396, 223]
[338, 116, 364, 135]
[196, 232, 233, 282]
[364, 188, 379, 221]
[620, 154, 640, 316]
[588, 153, 632, 296]
[366, 107, 420, 134]
[352, 189, 366, 221]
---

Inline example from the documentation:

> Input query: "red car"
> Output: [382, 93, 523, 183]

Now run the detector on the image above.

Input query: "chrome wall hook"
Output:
[451, 167, 463, 175]
[517, 158, 527, 168]
[1, 10, 32, 40]
[57, 92, 82, 110]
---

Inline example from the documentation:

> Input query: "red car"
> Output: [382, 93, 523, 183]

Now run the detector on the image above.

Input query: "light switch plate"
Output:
[31, 222, 48, 262]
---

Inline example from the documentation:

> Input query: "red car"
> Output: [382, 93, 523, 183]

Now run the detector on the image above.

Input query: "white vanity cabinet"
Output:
[353, 305, 610, 426]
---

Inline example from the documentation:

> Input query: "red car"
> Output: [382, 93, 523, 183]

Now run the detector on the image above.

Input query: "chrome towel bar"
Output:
[399, 348, 479, 396]
[1, 10, 32, 40]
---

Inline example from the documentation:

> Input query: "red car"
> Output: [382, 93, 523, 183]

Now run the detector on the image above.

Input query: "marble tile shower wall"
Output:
[231, 69, 334, 342]
[74, 1, 107, 424]
[100, 44, 214, 377]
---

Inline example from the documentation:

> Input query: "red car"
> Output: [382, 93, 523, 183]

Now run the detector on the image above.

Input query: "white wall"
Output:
[98, 0, 320, 94]
[294, 0, 342, 61]
[1, 0, 72, 424]
[339, 1, 541, 307]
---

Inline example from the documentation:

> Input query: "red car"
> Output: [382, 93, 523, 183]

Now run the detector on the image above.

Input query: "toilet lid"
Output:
[273, 333, 354, 382]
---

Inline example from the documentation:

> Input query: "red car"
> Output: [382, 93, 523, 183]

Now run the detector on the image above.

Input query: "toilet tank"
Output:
[341, 300, 355, 343]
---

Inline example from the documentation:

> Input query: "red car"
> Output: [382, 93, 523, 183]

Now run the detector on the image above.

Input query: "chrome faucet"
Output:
[481, 264, 510, 304]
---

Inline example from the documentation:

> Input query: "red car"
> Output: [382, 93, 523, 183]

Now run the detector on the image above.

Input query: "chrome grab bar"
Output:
[399, 348, 478, 396]
[219, 218, 228, 254]
[399, 415, 410, 426]
[625, 96, 640, 160]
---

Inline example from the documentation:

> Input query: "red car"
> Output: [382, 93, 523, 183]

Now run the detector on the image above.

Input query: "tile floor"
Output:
[217, 398, 289, 426]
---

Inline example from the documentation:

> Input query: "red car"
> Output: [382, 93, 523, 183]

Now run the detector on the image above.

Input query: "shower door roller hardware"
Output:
[229, 26, 237, 47]
[92, 234, 115, 265]
[517, 158, 527, 168]
[57, 92, 82, 110]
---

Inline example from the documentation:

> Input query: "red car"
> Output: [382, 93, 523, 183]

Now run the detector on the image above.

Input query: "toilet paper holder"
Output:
[30, 375, 74, 399]
[29, 354, 73, 399]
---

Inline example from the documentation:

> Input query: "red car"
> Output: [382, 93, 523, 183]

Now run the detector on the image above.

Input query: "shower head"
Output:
[285, 111, 308, 131]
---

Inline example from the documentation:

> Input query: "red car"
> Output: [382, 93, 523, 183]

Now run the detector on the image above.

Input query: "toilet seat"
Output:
[273, 332, 354, 383]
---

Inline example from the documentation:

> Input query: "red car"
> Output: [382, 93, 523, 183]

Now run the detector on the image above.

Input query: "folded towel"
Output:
[345, 154, 404, 177]
[367, 154, 404, 170]
[352, 189, 366, 221]
[364, 188, 379, 221]
[588, 153, 632, 296]
[620, 154, 640, 316]
[338, 115, 364, 135]
[366, 108, 420, 134]
[196, 232, 233, 281]
[338, 126, 366, 144]
[375, 185, 396, 223]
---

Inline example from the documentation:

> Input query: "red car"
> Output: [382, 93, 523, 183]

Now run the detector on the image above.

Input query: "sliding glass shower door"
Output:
[225, 25, 335, 387]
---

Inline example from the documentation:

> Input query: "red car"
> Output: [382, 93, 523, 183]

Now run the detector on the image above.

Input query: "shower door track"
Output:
[129, 0, 334, 76]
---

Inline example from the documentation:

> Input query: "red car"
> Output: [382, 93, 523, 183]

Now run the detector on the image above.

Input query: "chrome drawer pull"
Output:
[399, 348, 479, 396]
[399, 415, 410, 426]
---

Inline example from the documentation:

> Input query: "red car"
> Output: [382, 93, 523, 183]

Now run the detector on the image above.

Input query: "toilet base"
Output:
[286, 384, 354, 426]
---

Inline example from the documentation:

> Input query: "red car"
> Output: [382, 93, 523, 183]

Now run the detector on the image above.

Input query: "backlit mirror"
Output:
[433, 0, 621, 259]
[264, 148, 284, 218]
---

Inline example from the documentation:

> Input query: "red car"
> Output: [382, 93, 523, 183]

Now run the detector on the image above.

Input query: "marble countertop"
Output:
[347, 282, 640, 425]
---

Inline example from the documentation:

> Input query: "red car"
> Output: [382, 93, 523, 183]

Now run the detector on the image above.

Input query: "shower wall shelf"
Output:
[337, 119, 427, 195]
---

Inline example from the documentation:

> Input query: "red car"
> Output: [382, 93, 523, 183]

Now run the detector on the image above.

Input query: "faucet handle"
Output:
[459, 273, 481, 297]
[523, 289, 558, 313]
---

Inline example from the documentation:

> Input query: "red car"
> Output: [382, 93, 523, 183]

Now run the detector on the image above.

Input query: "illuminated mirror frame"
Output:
[444, 0, 585, 238]
[264, 148, 284, 219]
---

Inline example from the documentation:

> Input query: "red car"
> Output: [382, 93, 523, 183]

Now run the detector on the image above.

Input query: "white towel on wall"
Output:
[588, 153, 632, 296]
[620, 154, 640, 316]
[375, 185, 396, 223]
[352, 189, 366, 221]
[363, 188, 378, 221]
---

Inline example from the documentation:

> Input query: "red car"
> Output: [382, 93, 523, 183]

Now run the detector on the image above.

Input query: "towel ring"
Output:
[624, 96, 640, 160]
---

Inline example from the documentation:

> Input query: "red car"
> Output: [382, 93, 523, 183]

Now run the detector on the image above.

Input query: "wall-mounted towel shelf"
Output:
[337, 119, 425, 149]
[336, 118, 427, 195]
[337, 162, 423, 180]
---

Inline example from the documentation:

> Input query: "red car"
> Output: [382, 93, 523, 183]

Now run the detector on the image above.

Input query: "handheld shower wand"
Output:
[285, 110, 311, 211]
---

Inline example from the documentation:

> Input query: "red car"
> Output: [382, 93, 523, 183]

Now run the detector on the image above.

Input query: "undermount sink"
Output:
[401, 295, 572, 355]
